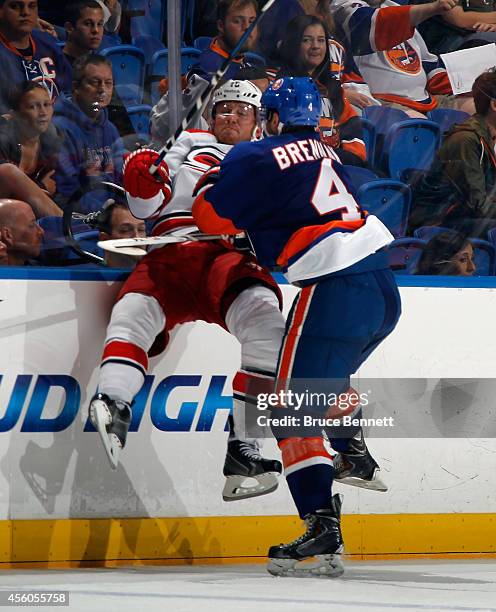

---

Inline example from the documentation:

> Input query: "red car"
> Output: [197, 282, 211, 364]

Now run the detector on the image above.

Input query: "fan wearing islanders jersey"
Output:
[330, 0, 473, 115]
[192, 77, 402, 578]
[0, 0, 71, 115]
[88, 80, 287, 500]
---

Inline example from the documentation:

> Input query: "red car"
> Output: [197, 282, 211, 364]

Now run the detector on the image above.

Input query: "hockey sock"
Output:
[232, 367, 275, 443]
[279, 437, 334, 518]
[98, 340, 148, 404]
[327, 412, 363, 453]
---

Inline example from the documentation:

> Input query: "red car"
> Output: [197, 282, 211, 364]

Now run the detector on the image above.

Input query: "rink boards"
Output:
[0, 269, 495, 565]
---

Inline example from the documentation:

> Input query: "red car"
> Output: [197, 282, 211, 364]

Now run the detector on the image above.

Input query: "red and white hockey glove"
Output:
[123, 148, 172, 201]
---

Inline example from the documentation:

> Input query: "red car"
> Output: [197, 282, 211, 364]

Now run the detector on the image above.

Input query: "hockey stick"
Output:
[149, 0, 277, 176]
[98, 233, 228, 256]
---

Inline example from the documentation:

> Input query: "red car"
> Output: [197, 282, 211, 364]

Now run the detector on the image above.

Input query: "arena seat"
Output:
[386, 238, 425, 274]
[381, 119, 441, 181]
[427, 108, 470, 136]
[356, 180, 411, 238]
[100, 45, 146, 106]
[126, 104, 152, 137]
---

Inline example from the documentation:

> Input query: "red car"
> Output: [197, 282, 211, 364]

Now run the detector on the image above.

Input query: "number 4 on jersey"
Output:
[311, 158, 361, 221]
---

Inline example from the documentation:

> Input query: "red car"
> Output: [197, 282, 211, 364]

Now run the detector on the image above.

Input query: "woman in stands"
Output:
[275, 15, 368, 166]
[416, 231, 476, 276]
[0, 82, 62, 196]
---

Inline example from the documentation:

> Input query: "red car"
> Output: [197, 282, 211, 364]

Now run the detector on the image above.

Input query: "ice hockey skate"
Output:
[267, 494, 344, 578]
[333, 432, 387, 492]
[222, 439, 282, 501]
[89, 393, 132, 469]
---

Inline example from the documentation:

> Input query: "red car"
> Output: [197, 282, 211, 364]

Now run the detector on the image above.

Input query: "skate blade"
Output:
[335, 468, 388, 492]
[222, 472, 279, 501]
[267, 554, 344, 578]
[89, 402, 120, 470]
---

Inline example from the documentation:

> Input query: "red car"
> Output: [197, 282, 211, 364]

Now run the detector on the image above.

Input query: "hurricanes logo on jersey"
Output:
[384, 42, 421, 75]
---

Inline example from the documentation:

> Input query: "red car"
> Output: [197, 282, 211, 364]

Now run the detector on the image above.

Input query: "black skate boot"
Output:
[333, 431, 387, 492]
[89, 393, 132, 469]
[268, 494, 345, 578]
[222, 439, 282, 501]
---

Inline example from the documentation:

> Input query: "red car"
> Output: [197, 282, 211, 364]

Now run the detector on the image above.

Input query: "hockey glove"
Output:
[123, 148, 172, 201]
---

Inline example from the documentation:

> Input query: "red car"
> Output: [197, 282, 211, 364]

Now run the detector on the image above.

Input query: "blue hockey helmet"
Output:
[261, 77, 321, 127]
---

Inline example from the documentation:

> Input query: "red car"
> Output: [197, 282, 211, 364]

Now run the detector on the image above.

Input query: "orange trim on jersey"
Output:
[342, 71, 365, 85]
[192, 194, 242, 235]
[278, 437, 332, 469]
[427, 72, 452, 95]
[276, 219, 365, 268]
[375, 6, 415, 51]
[339, 97, 358, 124]
[277, 286, 314, 384]
[374, 93, 438, 112]
[0, 30, 36, 58]
[342, 139, 366, 160]
[209, 37, 244, 63]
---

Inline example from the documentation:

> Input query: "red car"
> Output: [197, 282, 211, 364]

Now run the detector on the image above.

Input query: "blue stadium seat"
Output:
[471, 239, 495, 275]
[126, 104, 152, 136]
[386, 238, 425, 274]
[132, 34, 166, 63]
[101, 45, 146, 106]
[149, 47, 201, 103]
[413, 226, 451, 241]
[342, 165, 379, 191]
[382, 119, 441, 181]
[356, 180, 411, 238]
[363, 105, 408, 135]
[128, 0, 166, 43]
[99, 33, 122, 51]
[487, 226, 496, 247]
[427, 108, 470, 135]
[357, 117, 376, 163]
[362, 106, 408, 166]
[193, 36, 212, 51]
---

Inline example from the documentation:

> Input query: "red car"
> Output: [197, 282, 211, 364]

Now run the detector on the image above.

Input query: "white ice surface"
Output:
[0, 560, 496, 612]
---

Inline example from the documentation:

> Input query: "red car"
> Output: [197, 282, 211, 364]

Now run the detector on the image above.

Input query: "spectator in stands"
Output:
[53, 54, 123, 213]
[330, 0, 474, 117]
[0, 198, 44, 265]
[0, 162, 62, 216]
[416, 231, 476, 275]
[417, 0, 496, 55]
[410, 69, 496, 237]
[63, 1, 134, 139]
[190, 0, 263, 82]
[63, 0, 105, 63]
[0, 0, 71, 115]
[0, 82, 62, 196]
[97, 200, 146, 267]
[276, 15, 367, 164]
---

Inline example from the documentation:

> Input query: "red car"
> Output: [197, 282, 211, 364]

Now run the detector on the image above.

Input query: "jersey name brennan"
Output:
[272, 138, 338, 170]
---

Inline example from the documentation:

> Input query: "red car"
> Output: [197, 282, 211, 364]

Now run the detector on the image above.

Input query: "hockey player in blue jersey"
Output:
[193, 77, 402, 577]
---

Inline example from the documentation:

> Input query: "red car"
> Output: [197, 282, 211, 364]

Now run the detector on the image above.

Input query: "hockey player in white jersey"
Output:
[89, 80, 285, 500]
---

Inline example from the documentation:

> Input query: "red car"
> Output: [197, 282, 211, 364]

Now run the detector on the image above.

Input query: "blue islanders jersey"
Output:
[0, 30, 71, 114]
[193, 130, 393, 284]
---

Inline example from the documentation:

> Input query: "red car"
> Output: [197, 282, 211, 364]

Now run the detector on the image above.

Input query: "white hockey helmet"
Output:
[212, 79, 262, 111]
